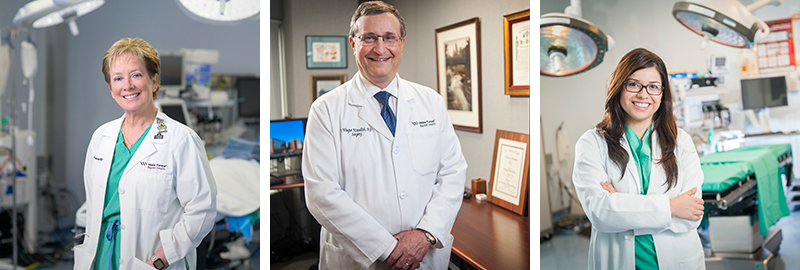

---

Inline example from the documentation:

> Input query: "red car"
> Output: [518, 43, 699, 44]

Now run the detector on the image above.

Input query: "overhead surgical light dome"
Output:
[672, 0, 781, 49]
[13, 0, 105, 36]
[540, 13, 612, 77]
[540, 0, 614, 77]
[176, 0, 259, 25]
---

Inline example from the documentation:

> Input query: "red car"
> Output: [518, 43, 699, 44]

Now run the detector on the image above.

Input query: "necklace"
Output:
[122, 111, 156, 147]
[123, 134, 133, 147]
[122, 119, 139, 147]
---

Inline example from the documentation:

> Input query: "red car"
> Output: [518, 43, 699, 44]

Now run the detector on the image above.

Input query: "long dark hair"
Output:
[595, 48, 679, 191]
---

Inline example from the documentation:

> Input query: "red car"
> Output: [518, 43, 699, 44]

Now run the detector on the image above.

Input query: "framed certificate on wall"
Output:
[488, 130, 530, 216]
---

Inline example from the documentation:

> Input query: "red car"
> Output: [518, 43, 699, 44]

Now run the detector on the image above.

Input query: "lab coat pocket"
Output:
[407, 130, 441, 175]
[321, 241, 360, 270]
[132, 172, 176, 213]
[131, 257, 156, 270]
[419, 234, 453, 269]
[678, 251, 705, 269]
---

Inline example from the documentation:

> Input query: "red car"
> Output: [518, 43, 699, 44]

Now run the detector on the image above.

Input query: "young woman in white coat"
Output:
[572, 48, 706, 270]
[75, 38, 217, 270]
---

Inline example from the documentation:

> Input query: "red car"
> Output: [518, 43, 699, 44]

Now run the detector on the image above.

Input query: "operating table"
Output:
[699, 144, 792, 269]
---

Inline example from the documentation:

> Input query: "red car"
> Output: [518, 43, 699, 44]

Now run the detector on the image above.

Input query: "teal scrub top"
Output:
[94, 124, 151, 270]
[625, 125, 659, 270]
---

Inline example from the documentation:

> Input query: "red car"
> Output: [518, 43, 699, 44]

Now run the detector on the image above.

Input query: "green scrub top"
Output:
[625, 125, 659, 270]
[94, 124, 151, 270]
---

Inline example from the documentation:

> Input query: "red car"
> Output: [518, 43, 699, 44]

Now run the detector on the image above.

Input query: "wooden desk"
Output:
[270, 174, 305, 190]
[451, 198, 530, 270]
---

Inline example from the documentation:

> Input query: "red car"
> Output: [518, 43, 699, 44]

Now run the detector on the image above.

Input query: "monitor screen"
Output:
[160, 55, 183, 87]
[270, 118, 306, 159]
[161, 104, 188, 126]
[237, 77, 260, 118]
[741, 76, 788, 110]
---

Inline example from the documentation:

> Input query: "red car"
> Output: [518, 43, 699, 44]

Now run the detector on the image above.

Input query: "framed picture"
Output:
[306, 36, 348, 69]
[310, 74, 347, 103]
[488, 130, 530, 216]
[435, 18, 483, 133]
[503, 9, 530, 96]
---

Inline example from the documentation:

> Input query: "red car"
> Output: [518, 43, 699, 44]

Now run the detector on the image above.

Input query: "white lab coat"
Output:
[573, 127, 705, 270]
[303, 73, 468, 269]
[75, 112, 217, 270]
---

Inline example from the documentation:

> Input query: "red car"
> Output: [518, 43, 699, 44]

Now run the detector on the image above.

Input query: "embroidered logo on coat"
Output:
[140, 162, 167, 170]
[412, 119, 436, 127]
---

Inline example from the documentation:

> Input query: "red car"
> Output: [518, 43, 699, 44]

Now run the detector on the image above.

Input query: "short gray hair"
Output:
[349, 1, 406, 39]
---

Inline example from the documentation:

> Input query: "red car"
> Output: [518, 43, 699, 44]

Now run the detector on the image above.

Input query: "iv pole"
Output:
[2, 26, 21, 270]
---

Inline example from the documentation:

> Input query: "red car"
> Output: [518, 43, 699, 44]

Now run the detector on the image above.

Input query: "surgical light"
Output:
[175, 0, 259, 25]
[672, 0, 781, 49]
[12, 0, 105, 36]
[540, 0, 614, 77]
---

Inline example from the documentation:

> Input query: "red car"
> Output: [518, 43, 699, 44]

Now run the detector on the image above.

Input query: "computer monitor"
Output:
[155, 98, 194, 130]
[270, 118, 306, 159]
[158, 50, 186, 98]
[237, 77, 260, 122]
[741, 76, 788, 110]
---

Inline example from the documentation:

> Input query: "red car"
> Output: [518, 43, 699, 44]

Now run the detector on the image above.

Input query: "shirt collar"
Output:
[625, 124, 652, 154]
[358, 72, 399, 98]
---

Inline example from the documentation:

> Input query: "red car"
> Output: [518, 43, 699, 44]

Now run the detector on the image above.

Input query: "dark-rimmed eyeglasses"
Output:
[355, 34, 402, 46]
[624, 80, 663, 96]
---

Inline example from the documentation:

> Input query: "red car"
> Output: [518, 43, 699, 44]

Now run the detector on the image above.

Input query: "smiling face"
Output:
[350, 12, 404, 88]
[619, 67, 662, 130]
[108, 53, 158, 115]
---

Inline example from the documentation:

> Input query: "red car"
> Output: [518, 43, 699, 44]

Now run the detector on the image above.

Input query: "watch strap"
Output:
[420, 229, 436, 245]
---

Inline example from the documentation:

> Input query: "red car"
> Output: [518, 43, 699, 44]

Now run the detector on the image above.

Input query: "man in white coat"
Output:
[302, 1, 468, 270]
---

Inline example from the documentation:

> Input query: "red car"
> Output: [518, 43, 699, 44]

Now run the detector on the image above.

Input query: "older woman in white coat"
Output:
[572, 48, 706, 270]
[74, 37, 217, 270]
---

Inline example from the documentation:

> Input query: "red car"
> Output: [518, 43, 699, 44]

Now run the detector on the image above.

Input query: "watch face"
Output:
[154, 258, 165, 269]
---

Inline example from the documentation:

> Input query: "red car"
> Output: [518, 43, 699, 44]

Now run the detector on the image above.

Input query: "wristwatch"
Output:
[151, 255, 166, 270]
[420, 229, 436, 245]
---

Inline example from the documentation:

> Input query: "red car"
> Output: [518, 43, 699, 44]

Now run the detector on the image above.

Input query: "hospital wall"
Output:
[46, 0, 260, 223]
[540, 0, 800, 213]
[280, 0, 531, 189]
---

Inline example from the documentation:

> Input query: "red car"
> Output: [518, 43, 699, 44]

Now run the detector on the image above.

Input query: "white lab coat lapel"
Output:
[620, 135, 641, 195]
[395, 77, 414, 137]
[648, 131, 664, 195]
[97, 116, 121, 176]
[91, 116, 122, 221]
[352, 76, 393, 140]
[121, 114, 165, 180]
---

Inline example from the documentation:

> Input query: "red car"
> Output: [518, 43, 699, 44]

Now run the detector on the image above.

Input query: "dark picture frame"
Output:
[504, 9, 530, 96]
[306, 36, 348, 69]
[310, 74, 347, 104]
[435, 18, 483, 133]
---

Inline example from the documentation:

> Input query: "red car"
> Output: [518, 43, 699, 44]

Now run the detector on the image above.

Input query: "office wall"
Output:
[59, 0, 259, 215]
[283, 0, 531, 187]
[540, 0, 800, 212]
[283, 0, 360, 118]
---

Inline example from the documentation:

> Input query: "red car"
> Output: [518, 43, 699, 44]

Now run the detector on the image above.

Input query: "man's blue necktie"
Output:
[374, 91, 396, 136]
